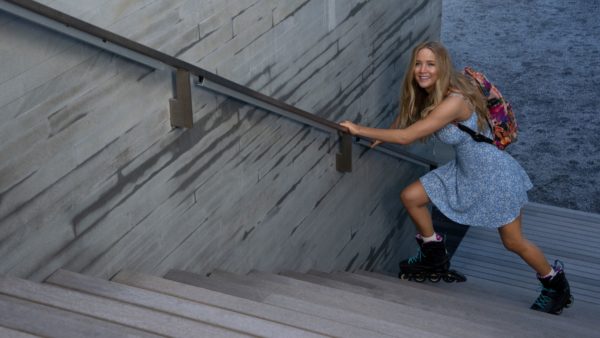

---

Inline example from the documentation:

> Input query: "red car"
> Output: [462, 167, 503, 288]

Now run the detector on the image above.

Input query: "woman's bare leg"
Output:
[498, 214, 552, 276]
[400, 180, 435, 237]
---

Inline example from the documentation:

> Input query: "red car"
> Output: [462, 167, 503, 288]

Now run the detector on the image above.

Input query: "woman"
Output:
[340, 41, 572, 315]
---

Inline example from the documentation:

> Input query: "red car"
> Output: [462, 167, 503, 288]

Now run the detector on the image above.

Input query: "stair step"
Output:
[356, 270, 599, 329]
[165, 269, 272, 302]
[47, 269, 320, 338]
[452, 202, 600, 306]
[355, 269, 530, 308]
[316, 271, 597, 338]
[239, 269, 510, 337]
[165, 269, 432, 338]
[431, 274, 600, 327]
[0, 275, 249, 337]
[113, 271, 386, 338]
[355, 269, 541, 310]
[0, 325, 39, 338]
[304, 270, 535, 319]
[0, 294, 160, 338]
[523, 202, 600, 227]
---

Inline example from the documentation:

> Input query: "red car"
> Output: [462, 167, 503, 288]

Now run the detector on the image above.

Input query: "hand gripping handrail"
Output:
[0, 0, 439, 172]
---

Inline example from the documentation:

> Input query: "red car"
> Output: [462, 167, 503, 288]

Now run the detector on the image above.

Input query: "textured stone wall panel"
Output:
[0, 0, 441, 280]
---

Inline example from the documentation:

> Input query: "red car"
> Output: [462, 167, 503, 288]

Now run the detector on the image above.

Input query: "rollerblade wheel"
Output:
[414, 274, 426, 283]
[442, 275, 456, 283]
[565, 295, 574, 308]
[428, 274, 442, 283]
[447, 270, 467, 283]
[399, 272, 409, 280]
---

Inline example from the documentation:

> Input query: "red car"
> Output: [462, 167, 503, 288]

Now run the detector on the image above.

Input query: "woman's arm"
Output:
[340, 95, 467, 145]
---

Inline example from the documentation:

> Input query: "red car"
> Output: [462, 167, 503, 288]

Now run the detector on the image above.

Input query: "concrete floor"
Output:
[441, 0, 600, 213]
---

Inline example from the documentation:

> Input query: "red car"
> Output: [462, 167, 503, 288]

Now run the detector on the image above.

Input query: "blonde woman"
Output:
[340, 41, 572, 314]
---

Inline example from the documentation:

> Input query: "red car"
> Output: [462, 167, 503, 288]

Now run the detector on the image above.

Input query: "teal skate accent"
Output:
[407, 250, 424, 265]
[532, 289, 552, 309]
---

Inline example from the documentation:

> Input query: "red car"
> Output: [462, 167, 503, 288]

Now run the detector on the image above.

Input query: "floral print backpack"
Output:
[458, 66, 518, 150]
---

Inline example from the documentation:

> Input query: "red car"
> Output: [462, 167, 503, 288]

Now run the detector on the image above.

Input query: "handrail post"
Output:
[169, 68, 193, 128]
[336, 132, 353, 172]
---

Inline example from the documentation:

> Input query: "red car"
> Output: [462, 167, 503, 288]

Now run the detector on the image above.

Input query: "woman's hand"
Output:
[370, 139, 383, 149]
[340, 121, 361, 136]
[341, 121, 384, 148]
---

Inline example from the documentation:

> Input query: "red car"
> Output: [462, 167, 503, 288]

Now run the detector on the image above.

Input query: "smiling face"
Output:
[414, 48, 438, 93]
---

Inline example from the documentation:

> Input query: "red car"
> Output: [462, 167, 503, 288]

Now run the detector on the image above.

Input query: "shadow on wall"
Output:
[0, 0, 443, 281]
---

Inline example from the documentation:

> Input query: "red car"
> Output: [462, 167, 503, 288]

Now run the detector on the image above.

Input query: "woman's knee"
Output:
[400, 182, 428, 208]
[501, 236, 525, 253]
[498, 215, 527, 253]
[500, 230, 532, 254]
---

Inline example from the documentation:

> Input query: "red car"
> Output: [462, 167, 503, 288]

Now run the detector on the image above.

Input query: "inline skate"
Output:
[530, 260, 574, 315]
[398, 235, 466, 283]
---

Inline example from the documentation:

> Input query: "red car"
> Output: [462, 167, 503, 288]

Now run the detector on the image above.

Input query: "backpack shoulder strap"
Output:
[456, 123, 494, 145]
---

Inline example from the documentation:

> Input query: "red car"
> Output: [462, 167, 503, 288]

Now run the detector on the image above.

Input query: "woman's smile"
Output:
[414, 48, 438, 92]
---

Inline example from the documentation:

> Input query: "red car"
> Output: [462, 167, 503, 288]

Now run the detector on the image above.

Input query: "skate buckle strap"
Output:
[553, 259, 564, 272]
[533, 288, 553, 309]
[408, 250, 424, 264]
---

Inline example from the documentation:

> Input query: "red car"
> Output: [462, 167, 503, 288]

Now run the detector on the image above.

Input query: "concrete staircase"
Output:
[1, 267, 597, 337]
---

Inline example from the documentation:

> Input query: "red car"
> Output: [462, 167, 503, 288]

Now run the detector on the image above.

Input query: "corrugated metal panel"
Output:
[451, 202, 600, 305]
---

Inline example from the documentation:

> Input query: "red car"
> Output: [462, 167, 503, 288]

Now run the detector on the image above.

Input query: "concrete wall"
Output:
[0, 0, 442, 281]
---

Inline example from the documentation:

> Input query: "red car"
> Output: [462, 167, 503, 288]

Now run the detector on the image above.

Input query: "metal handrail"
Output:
[1, 0, 439, 171]
[355, 137, 438, 170]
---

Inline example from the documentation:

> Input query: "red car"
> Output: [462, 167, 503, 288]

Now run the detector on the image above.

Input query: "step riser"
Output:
[0, 276, 249, 338]
[114, 271, 387, 338]
[0, 294, 160, 338]
[320, 271, 594, 337]
[165, 269, 432, 338]
[46, 269, 321, 338]
[220, 270, 508, 338]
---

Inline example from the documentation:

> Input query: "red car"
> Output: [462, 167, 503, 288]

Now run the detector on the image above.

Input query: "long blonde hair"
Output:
[392, 41, 488, 138]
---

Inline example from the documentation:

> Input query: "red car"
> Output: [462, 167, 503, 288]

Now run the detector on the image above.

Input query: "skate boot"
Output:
[398, 235, 465, 283]
[530, 260, 574, 315]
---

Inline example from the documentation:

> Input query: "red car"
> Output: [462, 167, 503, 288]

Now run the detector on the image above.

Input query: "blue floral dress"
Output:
[420, 110, 533, 228]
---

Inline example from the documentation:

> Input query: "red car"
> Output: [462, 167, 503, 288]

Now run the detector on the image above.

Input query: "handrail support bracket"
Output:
[169, 68, 193, 128]
[336, 132, 353, 173]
